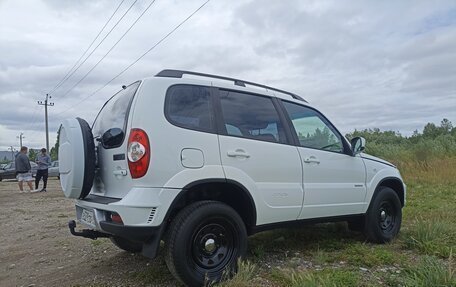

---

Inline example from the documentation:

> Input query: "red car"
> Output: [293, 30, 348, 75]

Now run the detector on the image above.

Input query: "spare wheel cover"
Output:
[59, 118, 95, 199]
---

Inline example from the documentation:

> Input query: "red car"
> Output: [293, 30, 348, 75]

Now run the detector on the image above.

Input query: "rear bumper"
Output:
[75, 187, 181, 227]
[99, 221, 160, 242]
[71, 187, 180, 259]
[68, 219, 163, 259]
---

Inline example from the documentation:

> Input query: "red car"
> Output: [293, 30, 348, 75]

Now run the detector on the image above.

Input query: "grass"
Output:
[90, 239, 105, 247]
[217, 260, 257, 287]
[130, 261, 175, 285]
[397, 157, 456, 184]
[404, 218, 455, 258]
[401, 255, 455, 286]
[271, 268, 361, 287]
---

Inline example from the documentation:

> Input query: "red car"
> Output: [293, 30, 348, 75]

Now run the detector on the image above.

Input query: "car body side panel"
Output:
[362, 157, 405, 212]
[130, 78, 225, 189]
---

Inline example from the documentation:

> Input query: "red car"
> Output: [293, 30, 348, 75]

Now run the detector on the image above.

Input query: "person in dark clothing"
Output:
[15, 146, 34, 192]
[35, 148, 51, 192]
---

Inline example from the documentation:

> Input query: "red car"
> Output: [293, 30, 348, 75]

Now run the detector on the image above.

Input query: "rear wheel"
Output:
[110, 236, 142, 253]
[165, 201, 247, 287]
[364, 187, 402, 243]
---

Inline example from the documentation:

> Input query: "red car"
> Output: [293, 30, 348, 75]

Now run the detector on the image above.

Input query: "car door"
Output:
[217, 89, 303, 225]
[280, 101, 367, 219]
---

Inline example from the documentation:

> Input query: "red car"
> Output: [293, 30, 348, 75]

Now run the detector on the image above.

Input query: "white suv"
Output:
[59, 69, 406, 286]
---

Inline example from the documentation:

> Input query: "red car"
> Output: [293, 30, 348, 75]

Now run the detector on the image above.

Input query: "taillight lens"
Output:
[127, 128, 150, 179]
[110, 212, 123, 224]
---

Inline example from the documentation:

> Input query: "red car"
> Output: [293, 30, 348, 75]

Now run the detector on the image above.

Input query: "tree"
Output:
[423, 123, 440, 138]
[440, 118, 453, 133]
[28, 149, 37, 162]
[50, 125, 62, 161]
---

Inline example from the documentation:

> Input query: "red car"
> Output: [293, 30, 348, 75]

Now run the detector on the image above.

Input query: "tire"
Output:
[110, 236, 143, 253]
[77, 117, 96, 199]
[364, 187, 402, 243]
[165, 201, 247, 287]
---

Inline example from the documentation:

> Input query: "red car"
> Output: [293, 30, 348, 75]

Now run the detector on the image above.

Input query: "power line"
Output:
[51, 0, 139, 97]
[22, 101, 42, 138]
[55, 0, 212, 117]
[48, 0, 126, 95]
[59, 0, 157, 100]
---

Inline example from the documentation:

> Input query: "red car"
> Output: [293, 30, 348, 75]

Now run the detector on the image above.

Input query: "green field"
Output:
[216, 120, 456, 287]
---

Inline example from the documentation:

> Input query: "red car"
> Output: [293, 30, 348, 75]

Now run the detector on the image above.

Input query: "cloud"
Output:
[0, 0, 455, 151]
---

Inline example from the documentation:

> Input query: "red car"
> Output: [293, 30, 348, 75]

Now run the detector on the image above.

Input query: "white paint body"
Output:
[70, 75, 405, 231]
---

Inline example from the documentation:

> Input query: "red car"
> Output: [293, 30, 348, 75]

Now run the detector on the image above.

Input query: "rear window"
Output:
[92, 82, 140, 138]
[165, 85, 214, 132]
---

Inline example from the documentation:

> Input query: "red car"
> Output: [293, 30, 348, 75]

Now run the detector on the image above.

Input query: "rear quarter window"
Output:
[165, 85, 214, 133]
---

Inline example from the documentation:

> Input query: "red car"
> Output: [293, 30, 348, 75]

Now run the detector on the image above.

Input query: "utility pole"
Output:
[38, 94, 54, 152]
[17, 132, 24, 147]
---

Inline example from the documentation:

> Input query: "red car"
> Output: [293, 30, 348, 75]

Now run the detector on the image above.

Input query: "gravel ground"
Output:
[0, 179, 177, 287]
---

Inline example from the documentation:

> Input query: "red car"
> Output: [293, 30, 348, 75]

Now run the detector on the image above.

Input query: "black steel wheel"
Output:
[165, 201, 247, 287]
[378, 201, 396, 232]
[364, 186, 402, 243]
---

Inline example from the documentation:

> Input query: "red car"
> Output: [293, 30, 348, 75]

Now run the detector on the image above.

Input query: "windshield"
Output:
[92, 82, 140, 139]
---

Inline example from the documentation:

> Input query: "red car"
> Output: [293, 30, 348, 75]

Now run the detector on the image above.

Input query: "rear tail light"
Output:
[127, 128, 150, 179]
[110, 212, 123, 224]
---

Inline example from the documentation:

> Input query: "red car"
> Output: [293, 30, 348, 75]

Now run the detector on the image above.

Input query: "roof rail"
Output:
[155, 69, 307, 102]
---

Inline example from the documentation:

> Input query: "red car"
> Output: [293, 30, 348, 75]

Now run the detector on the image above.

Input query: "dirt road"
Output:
[0, 179, 177, 287]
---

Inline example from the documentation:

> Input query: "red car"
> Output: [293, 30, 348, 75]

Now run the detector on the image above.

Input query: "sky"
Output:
[0, 0, 455, 151]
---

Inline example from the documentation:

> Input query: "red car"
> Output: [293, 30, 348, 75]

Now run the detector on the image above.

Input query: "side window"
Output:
[219, 90, 287, 144]
[165, 85, 214, 132]
[282, 101, 343, 153]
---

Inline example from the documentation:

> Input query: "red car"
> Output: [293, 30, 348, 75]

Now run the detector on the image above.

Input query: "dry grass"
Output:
[395, 157, 456, 184]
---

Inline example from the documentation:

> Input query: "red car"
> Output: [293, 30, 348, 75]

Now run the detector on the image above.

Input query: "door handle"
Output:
[113, 169, 127, 176]
[227, 149, 250, 158]
[304, 156, 320, 164]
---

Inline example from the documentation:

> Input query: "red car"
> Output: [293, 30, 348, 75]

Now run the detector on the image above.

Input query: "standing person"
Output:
[35, 148, 51, 192]
[15, 146, 34, 193]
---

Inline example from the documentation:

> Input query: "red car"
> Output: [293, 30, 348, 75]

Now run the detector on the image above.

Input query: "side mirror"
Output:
[351, 136, 366, 155]
[101, 128, 124, 148]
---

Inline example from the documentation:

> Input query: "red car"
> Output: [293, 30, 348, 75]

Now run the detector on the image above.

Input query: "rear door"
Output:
[217, 90, 303, 225]
[280, 101, 367, 219]
[91, 82, 140, 198]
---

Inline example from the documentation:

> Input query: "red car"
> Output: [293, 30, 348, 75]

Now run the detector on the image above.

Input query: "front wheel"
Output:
[165, 201, 247, 287]
[364, 187, 402, 243]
